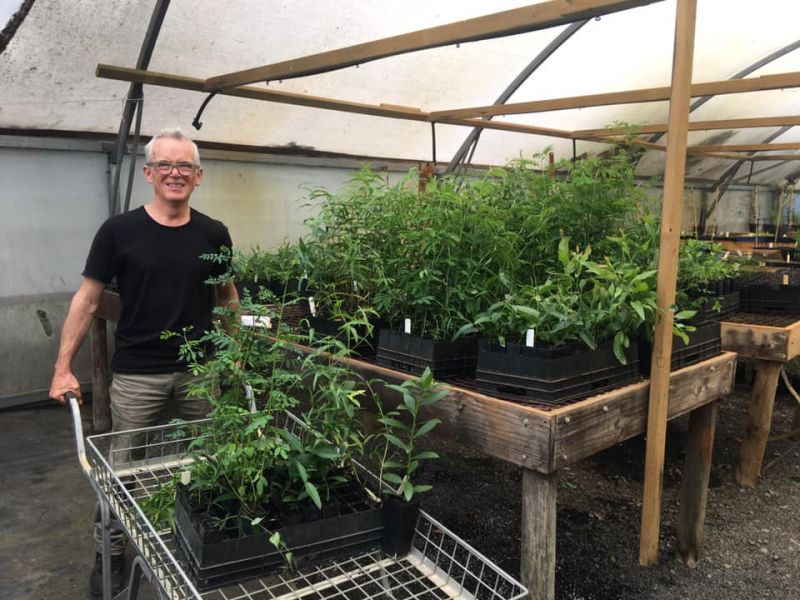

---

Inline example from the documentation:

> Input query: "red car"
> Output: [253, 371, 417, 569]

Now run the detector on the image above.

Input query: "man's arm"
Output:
[49, 277, 106, 405]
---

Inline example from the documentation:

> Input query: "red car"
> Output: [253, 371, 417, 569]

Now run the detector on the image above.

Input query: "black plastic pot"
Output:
[474, 337, 641, 405]
[173, 482, 384, 590]
[639, 321, 721, 374]
[375, 330, 478, 378]
[381, 495, 419, 557]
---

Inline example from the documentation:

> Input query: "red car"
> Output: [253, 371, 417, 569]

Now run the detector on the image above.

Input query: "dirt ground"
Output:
[418, 373, 800, 600]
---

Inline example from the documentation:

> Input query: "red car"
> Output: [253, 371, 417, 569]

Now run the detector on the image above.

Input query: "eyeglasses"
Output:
[146, 161, 199, 175]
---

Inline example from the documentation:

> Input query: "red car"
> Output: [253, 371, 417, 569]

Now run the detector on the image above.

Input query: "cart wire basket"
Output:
[69, 397, 528, 600]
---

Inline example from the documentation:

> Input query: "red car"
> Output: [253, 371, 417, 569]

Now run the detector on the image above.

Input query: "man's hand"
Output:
[50, 369, 81, 405]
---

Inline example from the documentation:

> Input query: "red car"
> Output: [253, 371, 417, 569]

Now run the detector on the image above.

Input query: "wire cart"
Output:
[68, 397, 528, 600]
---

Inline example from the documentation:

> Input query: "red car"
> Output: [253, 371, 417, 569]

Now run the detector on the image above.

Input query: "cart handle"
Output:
[64, 391, 92, 476]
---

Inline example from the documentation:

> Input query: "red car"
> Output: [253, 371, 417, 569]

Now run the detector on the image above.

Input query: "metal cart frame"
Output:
[68, 397, 528, 600]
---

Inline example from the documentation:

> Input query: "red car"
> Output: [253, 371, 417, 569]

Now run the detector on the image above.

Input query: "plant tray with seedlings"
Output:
[474, 337, 641, 405]
[738, 283, 800, 314]
[693, 291, 740, 323]
[639, 321, 721, 374]
[173, 480, 385, 591]
[375, 329, 478, 379]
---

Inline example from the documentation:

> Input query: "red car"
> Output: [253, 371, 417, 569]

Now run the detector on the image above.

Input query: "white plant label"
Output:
[309, 296, 317, 316]
[736, 250, 743, 256]
[241, 315, 271, 328]
[404, 318, 412, 334]
[783, 274, 790, 285]
[181, 470, 191, 485]
[769, 242, 774, 248]
[722, 251, 730, 260]
[525, 329, 535, 347]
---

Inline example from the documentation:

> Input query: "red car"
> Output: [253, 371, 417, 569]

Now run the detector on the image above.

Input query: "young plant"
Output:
[374, 368, 448, 502]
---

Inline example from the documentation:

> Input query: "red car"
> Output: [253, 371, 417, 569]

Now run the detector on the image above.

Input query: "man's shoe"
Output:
[89, 553, 125, 598]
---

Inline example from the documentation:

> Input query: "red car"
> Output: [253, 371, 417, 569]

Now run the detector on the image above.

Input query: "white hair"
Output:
[144, 127, 200, 164]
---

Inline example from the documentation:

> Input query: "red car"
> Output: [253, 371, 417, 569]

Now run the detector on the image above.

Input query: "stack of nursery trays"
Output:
[639, 321, 722, 376]
[473, 337, 641, 406]
[172, 480, 386, 590]
[376, 329, 478, 379]
[691, 279, 740, 322]
[738, 283, 800, 314]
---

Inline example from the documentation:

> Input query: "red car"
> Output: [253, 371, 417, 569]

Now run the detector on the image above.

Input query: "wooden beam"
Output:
[736, 360, 782, 487]
[521, 469, 557, 600]
[677, 400, 718, 567]
[640, 0, 697, 567]
[572, 115, 800, 137]
[96, 64, 575, 141]
[721, 319, 800, 362]
[431, 71, 800, 119]
[688, 142, 800, 153]
[203, 0, 663, 91]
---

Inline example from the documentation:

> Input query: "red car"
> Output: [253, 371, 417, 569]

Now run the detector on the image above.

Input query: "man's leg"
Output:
[172, 370, 213, 422]
[91, 372, 173, 597]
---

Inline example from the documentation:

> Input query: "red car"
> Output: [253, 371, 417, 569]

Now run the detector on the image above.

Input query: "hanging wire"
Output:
[123, 95, 144, 214]
[192, 92, 218, 130]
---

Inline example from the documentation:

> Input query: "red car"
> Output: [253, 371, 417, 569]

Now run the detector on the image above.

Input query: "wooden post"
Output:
[89, 317, 112, 433]
[639, 0, 697, 567]
[521, 469, 557, 600]
[736, 360, 782, 487]
[677, 400, 718, 567]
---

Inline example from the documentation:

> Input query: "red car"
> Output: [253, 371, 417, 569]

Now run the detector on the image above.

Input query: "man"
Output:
[49, 127, 238, 597]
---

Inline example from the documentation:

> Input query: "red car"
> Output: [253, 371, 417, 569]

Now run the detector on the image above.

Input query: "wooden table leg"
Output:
[89, 317, 111, 433]
[736, 360, 781, 487]
[521, 469, 557, 600]
[677, 400, 718, 567]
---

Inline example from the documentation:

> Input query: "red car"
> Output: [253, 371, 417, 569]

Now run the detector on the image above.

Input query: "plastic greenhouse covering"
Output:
[1, 0, 799, 185]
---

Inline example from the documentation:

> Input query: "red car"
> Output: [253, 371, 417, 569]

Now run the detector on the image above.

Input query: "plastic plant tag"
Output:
[404, 318, 412, 334]
[525, 329, 535, 348]
[181, 470, 191, 486]
[241, 315, 271, 328]
[783, 274, 790, 285]
[737, 250, 743, 256]
[723, 251, 730, 260]
[309, 296, 317, 317]
[769, 242, 774, 248]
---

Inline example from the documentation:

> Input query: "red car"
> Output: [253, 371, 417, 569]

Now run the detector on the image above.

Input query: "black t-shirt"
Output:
[83, 206, 232, 374]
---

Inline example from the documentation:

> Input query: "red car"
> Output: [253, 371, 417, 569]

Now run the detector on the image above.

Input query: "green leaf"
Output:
[413, 418, 441, 439]
[384, 433, 410, 452]
[383, 472, 404, 485]
[412, 450, 439, 461]
[413, 484, 433, 494]
[402, 480, 414, 502]
[630, 300, 645, 322]
[377, 416, 408, 430]
[305, 481, 322, 509]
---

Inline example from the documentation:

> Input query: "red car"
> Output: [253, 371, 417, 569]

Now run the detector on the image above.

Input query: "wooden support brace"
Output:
[89, 317, 111, 433]
[677, 400, 718, 567]
[639, 0, 696, 567]
[736, 360, 782, 487]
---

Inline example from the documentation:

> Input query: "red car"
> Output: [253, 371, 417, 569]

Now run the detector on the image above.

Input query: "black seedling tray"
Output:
[375, 330, 478, 378]
[474, 337, 641, 405]
[738, 283, 800, 313]
[173, 482, 384, 591]
[692, 291, 740, 323]
[639, 321, 721, 374]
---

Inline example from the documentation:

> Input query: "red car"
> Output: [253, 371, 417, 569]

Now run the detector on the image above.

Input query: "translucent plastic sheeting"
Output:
[1, 0, 799, 183]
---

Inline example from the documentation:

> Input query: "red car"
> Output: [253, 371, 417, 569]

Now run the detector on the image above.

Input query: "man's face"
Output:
[143, 137, 203, 204]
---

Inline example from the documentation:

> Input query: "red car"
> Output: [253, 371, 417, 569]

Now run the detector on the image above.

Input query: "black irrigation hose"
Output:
[192, 92, 218, 130]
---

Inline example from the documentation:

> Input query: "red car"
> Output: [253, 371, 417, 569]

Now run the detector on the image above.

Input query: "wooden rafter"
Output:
[203, 0, 663, 91]
[96, 64, 579, 141]
[430, 71, 800, 119]
[572, 115, 800, 137]
[687, 142, 800, 153]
